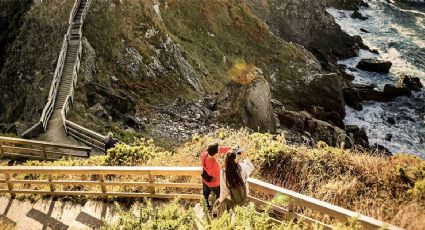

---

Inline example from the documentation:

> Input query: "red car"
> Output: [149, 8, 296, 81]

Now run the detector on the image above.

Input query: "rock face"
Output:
[274, 73, 346, 127]
[218, 78, 277, 133]
[356, 59, 392, 73]
[245, 0, 365, 69]
[383, 84, 412, 98]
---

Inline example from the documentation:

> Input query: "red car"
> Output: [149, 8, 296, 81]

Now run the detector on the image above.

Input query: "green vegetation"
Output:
[16, 129, 425, 229]
[102, 199, 293, 230]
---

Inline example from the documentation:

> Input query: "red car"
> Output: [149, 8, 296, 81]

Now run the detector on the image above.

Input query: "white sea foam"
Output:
[328, 0, 425, 157]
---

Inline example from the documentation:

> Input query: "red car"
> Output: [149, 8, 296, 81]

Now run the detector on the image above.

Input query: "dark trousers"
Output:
[203, 183, 220, 209]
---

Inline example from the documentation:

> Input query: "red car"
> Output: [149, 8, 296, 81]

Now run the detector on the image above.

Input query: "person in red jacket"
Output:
[201, 143, 231, 210]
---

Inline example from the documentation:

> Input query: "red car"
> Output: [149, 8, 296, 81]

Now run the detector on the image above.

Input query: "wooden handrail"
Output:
[0, 136, 91, 159]
[0, 166, 401, 229]
[21, 0, 104, 152]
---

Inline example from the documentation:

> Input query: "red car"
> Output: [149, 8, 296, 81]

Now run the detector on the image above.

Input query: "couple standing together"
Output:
[200, 143, 255, 213]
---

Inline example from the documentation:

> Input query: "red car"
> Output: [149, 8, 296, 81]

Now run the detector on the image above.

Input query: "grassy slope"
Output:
[78, 0, 320, 112]
[161, 0, 321, 109]
[0, 0, 74, 123]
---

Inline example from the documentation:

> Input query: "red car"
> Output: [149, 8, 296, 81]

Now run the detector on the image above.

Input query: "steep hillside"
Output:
[0, 0, 74, 126]
[67, 0, 350, 140]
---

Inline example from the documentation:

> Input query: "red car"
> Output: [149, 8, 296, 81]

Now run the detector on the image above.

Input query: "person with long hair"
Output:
[216, 148, 254, 211]
[200, 143, 231, 210]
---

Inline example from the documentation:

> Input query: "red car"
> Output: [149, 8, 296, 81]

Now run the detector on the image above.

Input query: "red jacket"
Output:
[201, 146, 231, 188]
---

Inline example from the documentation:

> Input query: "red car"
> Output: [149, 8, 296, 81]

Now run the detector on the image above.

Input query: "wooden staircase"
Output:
[54, 0, 87, 109]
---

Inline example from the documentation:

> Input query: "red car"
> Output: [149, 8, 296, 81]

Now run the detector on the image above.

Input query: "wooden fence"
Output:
[0, 136, 91, 160]
[0, 166, 401, 230]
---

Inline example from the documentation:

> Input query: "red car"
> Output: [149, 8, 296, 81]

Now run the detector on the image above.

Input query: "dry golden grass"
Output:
[146, 129, 425, 229]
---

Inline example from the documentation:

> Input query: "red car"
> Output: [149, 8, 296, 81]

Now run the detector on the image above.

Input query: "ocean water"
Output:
[327, 0, 425, 158]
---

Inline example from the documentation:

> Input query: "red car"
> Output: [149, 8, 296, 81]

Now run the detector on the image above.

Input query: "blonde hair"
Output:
[107, 132, 113, 139]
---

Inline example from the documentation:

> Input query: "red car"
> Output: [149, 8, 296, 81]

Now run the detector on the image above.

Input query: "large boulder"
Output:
[244, 79, 277, 132]
[356, 59, 392, 73]
[343, 88, 363, 110]
[400, 75, 423, 92]
[218, 77, 277, 133]
[383, 84, 412, 98]
[344, 82, 415, 110]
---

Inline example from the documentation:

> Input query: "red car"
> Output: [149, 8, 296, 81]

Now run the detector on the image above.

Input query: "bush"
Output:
[107, 138, 171, 166]
[102, 200, 288, 230]
[102, 199, 196, 230]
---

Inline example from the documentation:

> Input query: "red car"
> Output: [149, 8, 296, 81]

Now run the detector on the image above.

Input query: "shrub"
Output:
[107, 138, 171, 166]
[102, 200, 288, 230]
[102, 199, 197, 230]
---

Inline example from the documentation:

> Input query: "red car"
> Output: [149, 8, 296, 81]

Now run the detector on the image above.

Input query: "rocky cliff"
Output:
[0, 0, 364, 147]
[245, 0, 365, 69]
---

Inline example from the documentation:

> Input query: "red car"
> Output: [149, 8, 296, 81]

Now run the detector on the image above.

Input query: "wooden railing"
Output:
[21, 0, 85, 138]
[58, 0, 107, 152]
[21, 0, 105, 152]
[0, 136, 91, 160]
[0, 166, 401, 230]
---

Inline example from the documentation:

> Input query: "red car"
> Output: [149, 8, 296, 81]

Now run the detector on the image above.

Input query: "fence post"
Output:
[5, 173, 15, 199]
[100, 174, 107, 199]
[48, 174, 55, 193]
[43, 146, 48, 160]
[148, 172, 155, 195]
[0, 141, 4, 155]
[286, 200, 295, 221]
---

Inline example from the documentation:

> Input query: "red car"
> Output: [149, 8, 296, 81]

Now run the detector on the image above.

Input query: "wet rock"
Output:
[343, 88, 363, 110]
[360, 28, 369, 33]
[387, 117, 396, 125]
[357, 59, 392, 73]
[351, 10, 369, 20]
[344, 82, 412, 108]
[383, 84, 412, 98]
[400, 75, 423, 91]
